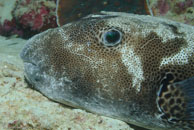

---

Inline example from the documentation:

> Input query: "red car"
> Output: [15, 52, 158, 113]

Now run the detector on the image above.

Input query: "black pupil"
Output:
[105, 30, 120, 44]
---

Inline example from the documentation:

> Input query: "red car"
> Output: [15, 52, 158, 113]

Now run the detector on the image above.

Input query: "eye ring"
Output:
[102, 29, 122, 47]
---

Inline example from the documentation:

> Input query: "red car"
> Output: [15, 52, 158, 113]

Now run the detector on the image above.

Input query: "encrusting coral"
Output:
[0, 0, 57, 39]
[148, 0, 194, 25]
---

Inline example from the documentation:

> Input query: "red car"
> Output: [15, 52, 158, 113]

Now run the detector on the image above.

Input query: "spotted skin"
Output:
[20, 12, 194, 129]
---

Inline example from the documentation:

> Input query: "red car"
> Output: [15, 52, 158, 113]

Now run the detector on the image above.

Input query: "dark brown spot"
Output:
[170, 106, 181, 114]
[163, 104, 168, 111]
[169, 98, 175, 105]
[175, 113, 182, 118]
[166, 73, 174, 82]
[176, 98, 182, 104]
[182, 103, 186, 107]
[164, 93, 172, 99]
[174, 90, 180, 96]
[158, 98, 165, 105]
[170, 85, 175, 91]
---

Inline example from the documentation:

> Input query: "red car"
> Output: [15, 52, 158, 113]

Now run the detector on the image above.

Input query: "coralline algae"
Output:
[148, 0, 194, 25]
[0, 0, 57, 39]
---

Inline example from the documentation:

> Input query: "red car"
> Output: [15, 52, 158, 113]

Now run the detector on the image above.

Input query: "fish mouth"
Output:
[20, 44, 44, 86]
[22, 61, 83, 109]
[22, 61, 45, 87]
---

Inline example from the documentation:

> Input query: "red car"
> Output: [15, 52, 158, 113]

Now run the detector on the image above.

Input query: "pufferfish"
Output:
[20, 11, 194, 129]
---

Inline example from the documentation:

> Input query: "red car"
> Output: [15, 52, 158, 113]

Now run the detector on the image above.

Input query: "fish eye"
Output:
[102, 29, 122, 47]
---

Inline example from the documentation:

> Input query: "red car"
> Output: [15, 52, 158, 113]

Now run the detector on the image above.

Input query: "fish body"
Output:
[20, 12, 194, 129]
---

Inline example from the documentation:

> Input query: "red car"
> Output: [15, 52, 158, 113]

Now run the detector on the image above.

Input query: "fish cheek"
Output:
[70, 70, 96, 99]
[50, 49, 98, 99]
[64, 55, 97, 99]
[42, 32, 103, 101]
[45, 36, 140, 108]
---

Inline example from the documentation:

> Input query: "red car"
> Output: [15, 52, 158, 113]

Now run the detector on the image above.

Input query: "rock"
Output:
[0, 35, 133, 130]
[0, 0, 17, 24]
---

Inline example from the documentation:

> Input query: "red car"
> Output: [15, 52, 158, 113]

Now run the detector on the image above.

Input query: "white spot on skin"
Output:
[121, 45, 144, 92]
[160, 49, 189, 66]
[87, 42, 92, 52]
[160, 38, 194, 67]
[57, 27, 75, 50]
[58, 28, 66, 40]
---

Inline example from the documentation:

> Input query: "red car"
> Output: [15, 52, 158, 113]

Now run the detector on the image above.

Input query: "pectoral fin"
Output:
[157, 76, 194, 128]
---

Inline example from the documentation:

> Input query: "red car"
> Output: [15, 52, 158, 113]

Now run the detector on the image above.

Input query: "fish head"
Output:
[20, 12, 194, 129]
[20, 13, 139, 102]
[21, 12, 150, 124]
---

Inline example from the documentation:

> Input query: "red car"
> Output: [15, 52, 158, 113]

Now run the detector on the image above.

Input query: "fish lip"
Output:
[20, 47, 32, 64]
[23, 61, 37, 67]
[20, 46, 40, 71]
[23, 61, 44, 86]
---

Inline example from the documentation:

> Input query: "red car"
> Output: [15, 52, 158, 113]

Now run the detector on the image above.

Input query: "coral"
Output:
[148, 0, 194, 25]
[174, 0, 193, 14]
[16, 1, 57, 31]
[150, 0, 194, 15]
[0, 0, 57, 39]
[0, 19, 23, 37]
[13, 0, 57, 36]
[157, 0, 170, 15]
[0, 0, 151, 38]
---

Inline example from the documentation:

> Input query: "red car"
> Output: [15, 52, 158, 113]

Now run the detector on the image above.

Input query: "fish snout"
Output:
[20, 29, 55, 87]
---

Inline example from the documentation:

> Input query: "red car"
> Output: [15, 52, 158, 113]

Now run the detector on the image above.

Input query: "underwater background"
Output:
[0, 0, 193, 39]
[0, 0, 193, 130]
